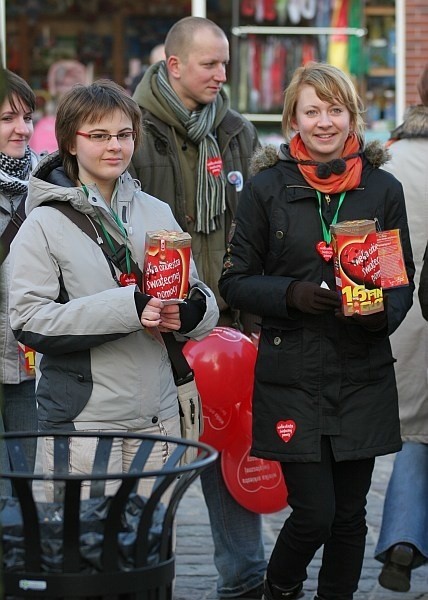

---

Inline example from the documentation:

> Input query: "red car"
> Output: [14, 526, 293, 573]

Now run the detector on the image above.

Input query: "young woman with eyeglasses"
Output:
[8, 79, 218, 496]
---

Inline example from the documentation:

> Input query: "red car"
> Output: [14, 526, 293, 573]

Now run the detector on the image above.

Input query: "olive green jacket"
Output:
[131, 63, 260, 310]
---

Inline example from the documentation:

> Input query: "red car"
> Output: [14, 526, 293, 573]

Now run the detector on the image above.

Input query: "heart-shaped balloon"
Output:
[183, 327, 257, 409]
[199, 403, 240, 452]
[316, 241, 333, 262]
[221, 435, 288, 513]
[276, 420, 296, 443]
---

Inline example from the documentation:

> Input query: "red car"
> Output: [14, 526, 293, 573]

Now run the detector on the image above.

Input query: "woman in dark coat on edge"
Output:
[218, 62, 414, 600]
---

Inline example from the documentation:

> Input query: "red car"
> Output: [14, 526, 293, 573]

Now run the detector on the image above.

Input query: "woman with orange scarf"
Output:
[219, 62, 415, 600]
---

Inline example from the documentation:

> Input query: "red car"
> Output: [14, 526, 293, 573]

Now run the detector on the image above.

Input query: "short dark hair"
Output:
[0, 68, 36, 113]
[55, 79, 142, 182]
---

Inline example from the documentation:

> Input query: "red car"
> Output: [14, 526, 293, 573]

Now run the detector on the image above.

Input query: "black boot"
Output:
[262, 578, 304, 600]
[378, 543, 415, 592]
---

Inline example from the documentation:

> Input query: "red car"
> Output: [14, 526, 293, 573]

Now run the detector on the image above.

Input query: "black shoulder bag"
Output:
[0, 194, 26, 265]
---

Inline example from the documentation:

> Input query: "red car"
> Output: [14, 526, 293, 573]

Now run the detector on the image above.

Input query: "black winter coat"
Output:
[219, 143, 415, 463]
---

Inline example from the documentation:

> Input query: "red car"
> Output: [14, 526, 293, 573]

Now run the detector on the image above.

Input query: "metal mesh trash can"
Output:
[0, 431, 217, 599]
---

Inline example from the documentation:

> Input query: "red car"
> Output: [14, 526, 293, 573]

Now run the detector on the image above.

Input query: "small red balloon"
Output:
[183, 327, 257, 409]
[221, 435, 288, 514]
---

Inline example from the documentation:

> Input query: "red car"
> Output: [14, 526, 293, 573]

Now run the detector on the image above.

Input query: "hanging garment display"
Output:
[327, 0, 350, 73]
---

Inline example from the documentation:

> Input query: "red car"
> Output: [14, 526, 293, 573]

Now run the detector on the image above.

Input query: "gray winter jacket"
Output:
[9, 152, 219, 431]
[383, 105, 428, 443]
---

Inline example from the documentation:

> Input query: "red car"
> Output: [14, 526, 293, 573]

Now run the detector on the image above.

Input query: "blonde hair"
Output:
[282, 62, 365, 146]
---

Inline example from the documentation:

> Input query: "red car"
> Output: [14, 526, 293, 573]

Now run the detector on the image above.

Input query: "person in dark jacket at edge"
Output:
[219, 62, 415, 600]
[130, 16, 266, 600]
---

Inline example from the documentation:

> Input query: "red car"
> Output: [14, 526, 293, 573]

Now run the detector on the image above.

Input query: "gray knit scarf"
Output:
[157, 62, 226, 233]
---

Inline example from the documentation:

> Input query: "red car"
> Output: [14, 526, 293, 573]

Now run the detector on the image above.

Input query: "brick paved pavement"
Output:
[174, 453, 428, 600]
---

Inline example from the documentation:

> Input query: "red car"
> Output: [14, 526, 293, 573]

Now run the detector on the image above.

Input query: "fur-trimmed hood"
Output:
[249, 139, 390, 177]
[389, 104, 428, 140]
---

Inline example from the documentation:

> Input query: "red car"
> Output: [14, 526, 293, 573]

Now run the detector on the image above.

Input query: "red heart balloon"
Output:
[221, 435, 288, 514]
[183, 327, 257, 409]
[199, 403, 240, 452]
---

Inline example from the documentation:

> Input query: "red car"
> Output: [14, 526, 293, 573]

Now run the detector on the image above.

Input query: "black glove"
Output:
[179, 297, 206, 333]
[286, 281, 341, 315]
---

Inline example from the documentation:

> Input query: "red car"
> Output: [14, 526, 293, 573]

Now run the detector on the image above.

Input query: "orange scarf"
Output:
[289, 133, 362, 193]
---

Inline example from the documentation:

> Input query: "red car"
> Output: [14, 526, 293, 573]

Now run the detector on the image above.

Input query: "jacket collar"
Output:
[389, 105, 428, 140]
[27, 151, 139, 217]
[249, 139, 390, 177]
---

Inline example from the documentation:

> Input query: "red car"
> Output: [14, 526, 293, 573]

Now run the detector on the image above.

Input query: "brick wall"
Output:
[405, 0, 428, 105]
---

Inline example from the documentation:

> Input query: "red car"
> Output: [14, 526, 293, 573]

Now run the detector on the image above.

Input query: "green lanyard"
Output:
[315, 191, 346, 244]
[97, 211, 132, 275]
[80, 181, 131, 274]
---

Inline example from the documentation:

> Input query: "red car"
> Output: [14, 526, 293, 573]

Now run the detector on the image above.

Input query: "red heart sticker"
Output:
[119, 272, 138, 287]
[276, 420, 296, 443]
[207, 156, 223, 177]
[316, 241, 333, 262]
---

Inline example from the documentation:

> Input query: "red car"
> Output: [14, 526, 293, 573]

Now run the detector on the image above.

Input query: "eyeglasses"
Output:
[76, 131, 136, 143]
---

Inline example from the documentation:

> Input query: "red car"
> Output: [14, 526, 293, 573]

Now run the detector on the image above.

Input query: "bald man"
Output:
[131, 16, 266, 600]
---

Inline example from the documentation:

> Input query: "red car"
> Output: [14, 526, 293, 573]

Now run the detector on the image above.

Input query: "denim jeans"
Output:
[268, 436, 374, 600]
[200, 454, 267, 597]
[375, 441, 428, 564]
[2, 380, 38, 473]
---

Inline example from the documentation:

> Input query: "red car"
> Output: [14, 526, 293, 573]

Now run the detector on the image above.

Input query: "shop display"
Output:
[5, 0, 189, 94]
[6, 0, 398, 137]
[365, 3, 396, 133]
[230, 0, 397, 137]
